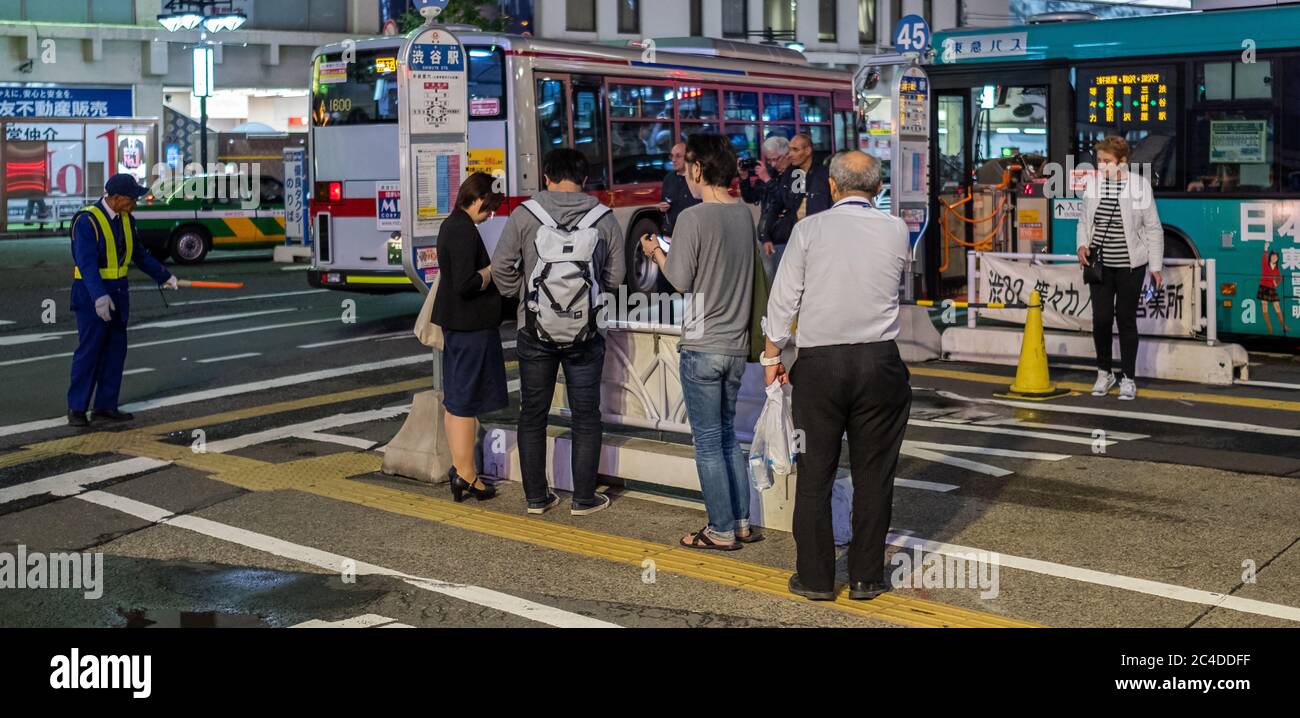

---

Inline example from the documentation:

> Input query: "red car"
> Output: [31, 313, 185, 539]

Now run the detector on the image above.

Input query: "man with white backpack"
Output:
[492, 149, 626, 516]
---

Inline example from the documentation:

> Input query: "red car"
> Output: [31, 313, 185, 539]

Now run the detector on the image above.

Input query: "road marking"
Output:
[197, 352, 262, 364]
[281, 264, 312, 271]
[974, 417, 1149, 441]
[296, 432, 378, 450]
[887, 532, 1300, 624]
[131, 309, 294, 330]
[912, 366, 1300, 413]
[299, 331, 411, 348]
[122, 368, 155, 376]
[935, 390, 1300, 438]
[1236, 379, 1300, 391]
[903, 441, 1072, 462]
[894, 477, 960, 493]
[900, 445, 1012, 477]
[292, 614, 412, 628]
[0, 320, 14, 325]
[0, 457, 170, 506]
[0, 330, 75, 347]
[507, 379, 520, 393]
[0, 355, 429, 439]
[75, 490, 620, 629]
[169, 290, 328, 307]
[0, 318, 341, 367]
[502, 340, 517, 350]
[908, 418, 1111, 447]
[204, 406, 410, 454]
[376, 334, 418, 343]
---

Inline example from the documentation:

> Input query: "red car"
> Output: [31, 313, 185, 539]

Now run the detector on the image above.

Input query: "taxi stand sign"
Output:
[397, 14, 470, 293]
[892, 63, 931, 300]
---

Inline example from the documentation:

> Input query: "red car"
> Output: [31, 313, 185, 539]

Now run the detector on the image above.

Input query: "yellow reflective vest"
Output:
[72, 205, 134, 281]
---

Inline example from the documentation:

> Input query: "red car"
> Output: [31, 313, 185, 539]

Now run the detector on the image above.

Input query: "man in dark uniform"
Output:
[658, 142, 701, 235]
[67, 174, 180, 428]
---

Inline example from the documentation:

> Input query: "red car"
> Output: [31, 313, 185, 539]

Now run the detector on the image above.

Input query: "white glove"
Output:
[94, 295, 115, 322]
[164, 276, 179, 290]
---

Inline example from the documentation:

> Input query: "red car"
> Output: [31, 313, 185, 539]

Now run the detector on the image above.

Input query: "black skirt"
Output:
[442, 328, 509, 418]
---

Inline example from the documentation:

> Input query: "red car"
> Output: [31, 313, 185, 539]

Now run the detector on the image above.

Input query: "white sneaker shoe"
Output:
[1118, 377, 1137, 401]
[1090, 371, 1116, 396]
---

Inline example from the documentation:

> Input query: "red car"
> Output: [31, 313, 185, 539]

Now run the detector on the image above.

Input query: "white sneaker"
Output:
[1090, 371, 1116, 396]
[1118, 377, 1137, 401]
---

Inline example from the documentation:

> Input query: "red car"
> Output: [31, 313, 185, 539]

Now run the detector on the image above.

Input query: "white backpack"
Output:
[521, 199, 611, 347]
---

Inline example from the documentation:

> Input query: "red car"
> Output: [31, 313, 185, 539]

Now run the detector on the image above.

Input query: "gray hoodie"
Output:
[491, 190, 627, 328]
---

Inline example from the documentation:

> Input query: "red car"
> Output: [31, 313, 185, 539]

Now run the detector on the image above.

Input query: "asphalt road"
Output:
[1, 236, 1298, 629]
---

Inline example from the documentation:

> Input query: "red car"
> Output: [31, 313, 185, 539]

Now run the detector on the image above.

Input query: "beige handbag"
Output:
[413, 273, 445, 351]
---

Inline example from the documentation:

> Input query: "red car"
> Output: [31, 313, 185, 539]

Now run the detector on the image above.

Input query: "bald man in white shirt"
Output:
[762, 150, 912, 602]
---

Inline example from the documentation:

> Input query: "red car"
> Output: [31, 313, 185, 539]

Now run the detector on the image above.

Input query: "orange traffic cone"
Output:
[997, 290, 1069, 400]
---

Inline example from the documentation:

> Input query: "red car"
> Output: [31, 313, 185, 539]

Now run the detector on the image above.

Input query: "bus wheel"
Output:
[1163, 229, 1197, 260]
[170, 225, 211, 265]
[624, 215, 662, 294]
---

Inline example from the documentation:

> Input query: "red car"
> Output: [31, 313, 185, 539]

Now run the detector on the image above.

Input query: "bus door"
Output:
[534, 74, 610, 199]
[927, 68, 1063, 298]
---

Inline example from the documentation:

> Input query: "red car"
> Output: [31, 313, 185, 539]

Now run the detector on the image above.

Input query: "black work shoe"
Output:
[848, 580, 891, 601]
[526, 492, 561, 515]
[570, 493, 610, 516]
[788, 574, 836, 601]
[91, 410, 134, 422]
[67, 411, 89, 428]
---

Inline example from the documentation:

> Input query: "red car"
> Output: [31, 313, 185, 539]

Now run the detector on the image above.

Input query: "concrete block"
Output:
[380, 390, 452, 484]
[941, 326, 1248, 386]
[272, 245, 312, 263]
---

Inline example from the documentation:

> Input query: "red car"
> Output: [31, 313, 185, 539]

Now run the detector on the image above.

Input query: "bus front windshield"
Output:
[312, 46, 506, 127]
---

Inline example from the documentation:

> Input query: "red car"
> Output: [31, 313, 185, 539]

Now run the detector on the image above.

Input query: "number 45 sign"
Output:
[894, 14, 930, 54]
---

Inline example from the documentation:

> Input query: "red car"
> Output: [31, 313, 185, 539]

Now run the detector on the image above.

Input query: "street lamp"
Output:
[157, 1, 246, 170]
[192, 46, 214, 168]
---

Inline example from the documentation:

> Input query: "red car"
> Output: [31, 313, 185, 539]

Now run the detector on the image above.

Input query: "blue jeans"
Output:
[679, 350, 749, 541]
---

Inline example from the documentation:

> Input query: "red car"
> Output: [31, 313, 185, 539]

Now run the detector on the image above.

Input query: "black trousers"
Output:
[1091, 263, 1145, 379]
[790, 341, 912, 591]
[515, 330, 605, 504]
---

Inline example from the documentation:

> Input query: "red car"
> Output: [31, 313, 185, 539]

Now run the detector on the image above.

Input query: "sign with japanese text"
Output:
[0, 86, 132, 119]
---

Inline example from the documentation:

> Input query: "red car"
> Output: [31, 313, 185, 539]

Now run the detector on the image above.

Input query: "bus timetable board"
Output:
[1076, 66, 1175, 132]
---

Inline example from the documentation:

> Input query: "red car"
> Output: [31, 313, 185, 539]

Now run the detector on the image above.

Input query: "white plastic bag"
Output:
[748, 381, 795, 491]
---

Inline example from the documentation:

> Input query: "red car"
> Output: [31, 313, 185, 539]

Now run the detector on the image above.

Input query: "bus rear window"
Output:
[312, 50, 400, 126]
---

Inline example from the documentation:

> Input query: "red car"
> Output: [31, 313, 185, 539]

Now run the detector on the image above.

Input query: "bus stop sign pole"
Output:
[382, 0, 469, 484]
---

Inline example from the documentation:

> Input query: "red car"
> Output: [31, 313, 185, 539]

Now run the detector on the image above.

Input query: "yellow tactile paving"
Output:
[911, 366, 1300, 413]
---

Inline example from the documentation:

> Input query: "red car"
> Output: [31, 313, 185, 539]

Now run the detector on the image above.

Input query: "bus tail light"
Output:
[317, 213, 332, 264]
[315, 181, 342, 203]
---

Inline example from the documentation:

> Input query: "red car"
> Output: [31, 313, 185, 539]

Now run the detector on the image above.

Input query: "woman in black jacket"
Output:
[432, 172, 507, 502]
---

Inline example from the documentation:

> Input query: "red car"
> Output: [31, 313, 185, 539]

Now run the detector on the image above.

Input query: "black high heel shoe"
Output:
[449, 468, 497, 503]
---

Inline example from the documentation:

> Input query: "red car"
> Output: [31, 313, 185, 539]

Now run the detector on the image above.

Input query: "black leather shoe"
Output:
[788, 574, 836, 601]
[848, 580, 891, 601]
[449, 468, 497, 503]
[91, 410, 134, 422]
[67, 411, 89, 428]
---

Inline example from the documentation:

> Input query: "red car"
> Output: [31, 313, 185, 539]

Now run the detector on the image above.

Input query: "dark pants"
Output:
[68, 280, 130, 413]
[790, 341, 912, 592]
[1091, 263, 1145, 379]
[516, 330, 605, 504]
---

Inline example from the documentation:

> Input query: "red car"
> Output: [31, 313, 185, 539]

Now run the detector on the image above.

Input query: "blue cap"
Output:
[105, 173, 148, 199]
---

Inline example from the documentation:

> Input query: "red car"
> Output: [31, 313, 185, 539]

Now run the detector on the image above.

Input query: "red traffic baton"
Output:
[176, 279, 245, 289]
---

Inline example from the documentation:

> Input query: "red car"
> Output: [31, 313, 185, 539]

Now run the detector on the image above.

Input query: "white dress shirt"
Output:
[764, 196, 910, 349]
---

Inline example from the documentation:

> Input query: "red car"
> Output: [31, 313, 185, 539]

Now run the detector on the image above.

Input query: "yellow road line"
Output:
[911, 366, 1300, 413]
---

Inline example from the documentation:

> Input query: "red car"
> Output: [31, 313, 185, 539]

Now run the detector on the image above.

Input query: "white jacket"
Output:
[1076, 171, 1164, 272]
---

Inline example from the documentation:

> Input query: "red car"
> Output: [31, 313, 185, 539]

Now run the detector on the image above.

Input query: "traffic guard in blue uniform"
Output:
[67, 174, 179, 427]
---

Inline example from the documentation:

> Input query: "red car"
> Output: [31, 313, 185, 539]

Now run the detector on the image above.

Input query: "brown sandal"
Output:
[680, 528, 740, 551]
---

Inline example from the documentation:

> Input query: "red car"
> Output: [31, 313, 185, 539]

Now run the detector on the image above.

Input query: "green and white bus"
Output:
[930, 3, 1300, 338]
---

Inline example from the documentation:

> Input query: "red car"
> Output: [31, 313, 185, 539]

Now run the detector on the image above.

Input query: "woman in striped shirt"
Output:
[1076, 136, 1164, 401]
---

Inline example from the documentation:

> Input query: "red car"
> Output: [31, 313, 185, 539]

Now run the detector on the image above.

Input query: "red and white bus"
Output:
[307, 31, 859, 293]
